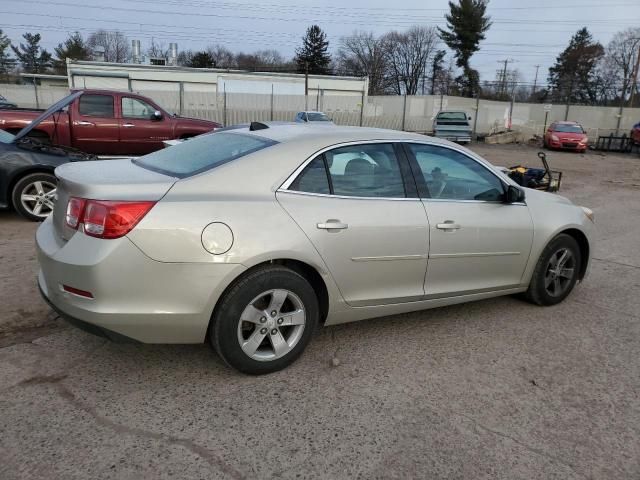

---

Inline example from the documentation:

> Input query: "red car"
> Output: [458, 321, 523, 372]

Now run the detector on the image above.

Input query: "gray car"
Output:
[37, 123, 595, 374]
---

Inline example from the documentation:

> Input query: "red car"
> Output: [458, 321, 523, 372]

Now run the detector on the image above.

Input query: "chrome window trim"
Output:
[276, 189, 422, 202]
[280, 138, 521, 199]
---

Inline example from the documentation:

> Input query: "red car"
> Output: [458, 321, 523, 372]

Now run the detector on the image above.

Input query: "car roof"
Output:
[554, 121, 581, 125]
[225, 123, 446, 146]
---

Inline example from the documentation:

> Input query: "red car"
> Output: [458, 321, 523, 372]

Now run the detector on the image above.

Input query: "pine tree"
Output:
[0, 29, 16, 78]
[547, 28, 604, 104]
[53, 32, 90, 74]
[295, 25, 331, 75]
[438, 0, 491, 97]
[11, 33, 52, 74]
[188, 51, 216, 68]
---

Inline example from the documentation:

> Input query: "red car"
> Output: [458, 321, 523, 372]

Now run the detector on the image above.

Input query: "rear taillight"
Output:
[65, 197, 86, 229]
[65, 197, 155, 239]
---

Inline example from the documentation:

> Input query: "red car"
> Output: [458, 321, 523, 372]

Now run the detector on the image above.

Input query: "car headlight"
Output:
[579, 137, 588, 144]
[551, 134, 559, 141]
[581, 206, 595, 223]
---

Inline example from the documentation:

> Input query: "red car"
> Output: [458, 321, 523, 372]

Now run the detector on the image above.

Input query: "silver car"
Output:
[37, 123, 595, 374]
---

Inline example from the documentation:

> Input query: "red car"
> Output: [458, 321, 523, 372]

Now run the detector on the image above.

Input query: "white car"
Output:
[37, 123, 595, 374]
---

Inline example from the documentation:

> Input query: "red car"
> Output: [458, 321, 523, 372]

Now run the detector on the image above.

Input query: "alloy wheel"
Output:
[237, 289, 306, 361]
[20, 180, 57, 218]
[544, 248, 576, 297]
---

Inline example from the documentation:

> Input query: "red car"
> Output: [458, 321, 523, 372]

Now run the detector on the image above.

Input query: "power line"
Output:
[4, 0, 639, 28]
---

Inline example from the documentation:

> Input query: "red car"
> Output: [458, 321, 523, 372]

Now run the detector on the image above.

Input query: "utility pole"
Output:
[532, 65, 540, 96]
[628, 40, 640, 108]
[304, 61, 309, 111]
[497, 59, 513, 99]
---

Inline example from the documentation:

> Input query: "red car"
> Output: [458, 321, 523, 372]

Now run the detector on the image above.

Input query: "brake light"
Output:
[65, 197, 155, 239]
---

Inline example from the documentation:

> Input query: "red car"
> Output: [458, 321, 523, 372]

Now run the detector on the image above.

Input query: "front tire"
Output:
[11, 172, 57, 221]
[210, 265, 319, 374]
[525, 234, 581, 306]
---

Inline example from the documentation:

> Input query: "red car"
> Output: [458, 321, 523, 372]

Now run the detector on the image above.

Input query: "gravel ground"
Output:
[1, 144, 639, 479]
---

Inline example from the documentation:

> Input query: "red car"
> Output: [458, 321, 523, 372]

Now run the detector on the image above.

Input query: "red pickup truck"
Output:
[0, 89, 221, 155]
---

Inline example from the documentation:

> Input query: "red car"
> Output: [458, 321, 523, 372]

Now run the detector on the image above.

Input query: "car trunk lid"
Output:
[53, 159, 178, 241]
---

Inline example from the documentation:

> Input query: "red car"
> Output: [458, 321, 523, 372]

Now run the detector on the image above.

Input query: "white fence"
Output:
[1, 83, 638, 138]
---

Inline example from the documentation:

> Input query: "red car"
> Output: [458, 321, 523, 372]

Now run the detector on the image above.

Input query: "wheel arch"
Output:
[7, 167, 57, 209]
[206, 258, 330, 342]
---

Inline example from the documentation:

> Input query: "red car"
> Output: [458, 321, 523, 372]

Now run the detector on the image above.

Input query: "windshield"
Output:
[0, 129, 15, 144]
[133, 132, 277, 178]
[554, 124, 584, 133]
[0, 95, 7, 101]
[307, 112, 331, 122]
[437, 112, 468, 121]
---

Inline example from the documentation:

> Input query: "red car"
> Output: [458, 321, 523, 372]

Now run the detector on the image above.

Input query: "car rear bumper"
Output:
[36, 217, 246, 343]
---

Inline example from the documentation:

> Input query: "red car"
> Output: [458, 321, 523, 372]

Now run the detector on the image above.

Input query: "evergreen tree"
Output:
[295, 25, 331, 75]
[11, 33, 52, 74]
[53, 32, 90, 74]
[0, 29, 16, 77]
[438, 0, 491, 97]
[188, 51, 216, 68]
[547, 28, 604, 104]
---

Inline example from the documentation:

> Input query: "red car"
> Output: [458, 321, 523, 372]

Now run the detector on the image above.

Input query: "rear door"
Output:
[71, 94, 120, 154]
[403, 142, 533, 297]
[277, 142, 429, 307]
[118, 96, 173, 155]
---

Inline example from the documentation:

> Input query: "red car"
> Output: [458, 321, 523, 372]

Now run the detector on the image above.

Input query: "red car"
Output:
[631, 122, 640, 145]
[544, 121, 588, 153]
[0, 89, 221, 155]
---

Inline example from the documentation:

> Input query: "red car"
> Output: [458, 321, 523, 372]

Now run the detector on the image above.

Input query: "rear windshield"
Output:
[133, 132, 277, 178]
[437, 112, 468, 121]
[553, 124, 584, 133]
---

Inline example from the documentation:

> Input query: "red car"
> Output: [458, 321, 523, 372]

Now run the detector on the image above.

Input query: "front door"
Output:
[72, 94, 120, 155]
[118, 96, 173, 155]
[277, 143, 429, 307]
[403, 143, 534, 297]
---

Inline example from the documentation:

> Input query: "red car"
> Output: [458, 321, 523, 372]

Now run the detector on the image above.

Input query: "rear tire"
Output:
[210, 265, 319, 374]
[11, 172, 57, 221]
[525, 234, 581, 306]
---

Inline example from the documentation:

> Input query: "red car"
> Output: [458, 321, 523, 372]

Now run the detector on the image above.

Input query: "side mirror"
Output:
[151, 110, 163, 121]
[505, 185, 525, 203]
[468, 115, 472, 120]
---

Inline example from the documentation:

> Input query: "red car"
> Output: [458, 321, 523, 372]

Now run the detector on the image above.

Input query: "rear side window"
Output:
[133, 132, 277, 178]
[289, 143, 406, 198]
[78, 94, 114, 117]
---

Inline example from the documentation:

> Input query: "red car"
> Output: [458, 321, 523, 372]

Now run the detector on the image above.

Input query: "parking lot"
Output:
[1, 143, 639, 479]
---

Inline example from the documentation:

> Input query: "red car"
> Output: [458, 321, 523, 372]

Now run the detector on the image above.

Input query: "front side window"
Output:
[122, 97, 156, 119]
[78, 94, 114, 117]
[289, 143, 406, 198]
[408, 144, 504, 202]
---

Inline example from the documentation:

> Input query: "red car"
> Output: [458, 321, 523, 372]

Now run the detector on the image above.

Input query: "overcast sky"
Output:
[2, 0, 639, 86]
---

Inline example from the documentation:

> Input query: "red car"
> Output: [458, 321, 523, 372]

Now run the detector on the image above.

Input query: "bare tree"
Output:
[87, 30, 129, 63]
[383, 26, 440, 95]
[147, 39, 168, 60]
[602, 27, 640, 103]
[206, 44, 235, 68]
[336, 31, 390, 95]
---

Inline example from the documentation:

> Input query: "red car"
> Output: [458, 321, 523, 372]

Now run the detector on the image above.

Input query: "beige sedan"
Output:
[37, 123, 595, 374]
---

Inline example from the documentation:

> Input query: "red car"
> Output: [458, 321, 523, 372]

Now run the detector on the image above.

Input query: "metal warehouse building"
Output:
[65, 60, 368, 123]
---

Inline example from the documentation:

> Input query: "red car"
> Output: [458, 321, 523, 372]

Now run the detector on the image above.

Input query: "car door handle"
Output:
[317, 220, 348, 230]
[436, 221, 461, 230]
[75, 120, 95, 126]
[122, 123, 135, 128]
